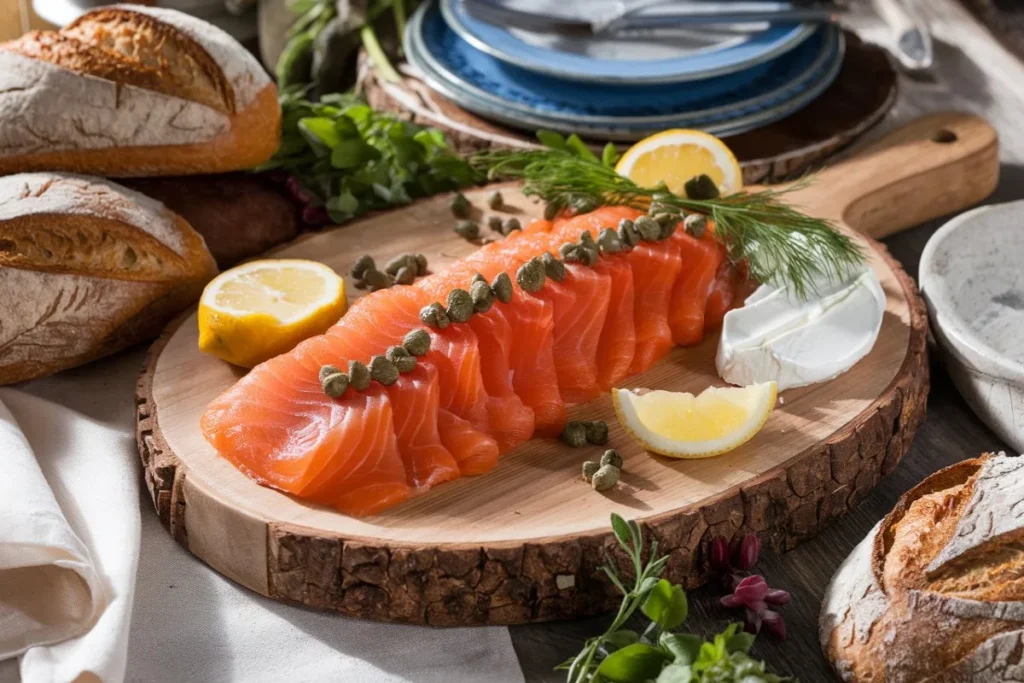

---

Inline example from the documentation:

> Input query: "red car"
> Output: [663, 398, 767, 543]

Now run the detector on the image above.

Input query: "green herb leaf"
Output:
[726, 630, 756, 655]
[537, 130, 568, 151]
[642, 579, 689, 631]
[659, 633, 702, 665]
[655, 663, 695, 683]
[566, 134, 599, 162]
[604, 629, 640, 651]
[602, 142, 621, 168]
[595, 643, 670, 683]
[298, 117, 341, 153]
[610, 513, 632, 550]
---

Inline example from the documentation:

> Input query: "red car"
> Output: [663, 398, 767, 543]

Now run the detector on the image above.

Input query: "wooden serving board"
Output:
[361, 34, 898, 185]
[137, 113, 996, 625]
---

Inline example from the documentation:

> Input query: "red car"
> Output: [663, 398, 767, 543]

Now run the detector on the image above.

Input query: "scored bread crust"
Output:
[0, 173, 218, 384]
[0, 6, 279, 177]
[820, 453, 1024, 682]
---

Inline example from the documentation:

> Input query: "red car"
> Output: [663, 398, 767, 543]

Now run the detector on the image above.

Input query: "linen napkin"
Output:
[0, 351, 525, 683]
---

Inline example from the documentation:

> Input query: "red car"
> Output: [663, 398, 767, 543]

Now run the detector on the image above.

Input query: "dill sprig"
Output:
[472, 148, 864, 299]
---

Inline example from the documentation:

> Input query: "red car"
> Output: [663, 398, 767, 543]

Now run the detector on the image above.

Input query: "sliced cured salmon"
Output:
[202, 204, 748, 517]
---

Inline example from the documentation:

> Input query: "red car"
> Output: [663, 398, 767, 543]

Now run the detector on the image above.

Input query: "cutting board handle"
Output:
[784, 112, 999, 239]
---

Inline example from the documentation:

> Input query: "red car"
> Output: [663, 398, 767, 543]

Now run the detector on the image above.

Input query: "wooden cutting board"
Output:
[136, 113, 996, 625]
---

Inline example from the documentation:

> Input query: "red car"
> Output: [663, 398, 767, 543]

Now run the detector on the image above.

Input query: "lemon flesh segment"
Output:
[615, 129, 743, 197]
[198, 259, 347, 368]
[612, 382, 777, 459]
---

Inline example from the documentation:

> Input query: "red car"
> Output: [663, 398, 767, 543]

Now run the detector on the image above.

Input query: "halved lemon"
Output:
[612, 382, 777, 459]
[198, 259, 347, 368]
[615, 129, 743, 197]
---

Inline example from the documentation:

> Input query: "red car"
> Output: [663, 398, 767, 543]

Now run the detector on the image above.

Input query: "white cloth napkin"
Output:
[0, 351, 524, 683]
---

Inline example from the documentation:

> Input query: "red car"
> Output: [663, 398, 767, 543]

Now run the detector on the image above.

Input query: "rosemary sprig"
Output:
[473, 146, 864, 299]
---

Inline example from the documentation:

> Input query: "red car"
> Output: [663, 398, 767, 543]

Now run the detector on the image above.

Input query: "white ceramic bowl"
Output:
[920, 201, 1024, 452]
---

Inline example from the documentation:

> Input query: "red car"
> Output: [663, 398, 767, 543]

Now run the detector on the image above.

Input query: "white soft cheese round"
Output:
[715, 267, 886, 391]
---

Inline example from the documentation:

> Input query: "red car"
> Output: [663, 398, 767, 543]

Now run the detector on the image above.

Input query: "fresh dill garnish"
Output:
[472, 144, 864, 299]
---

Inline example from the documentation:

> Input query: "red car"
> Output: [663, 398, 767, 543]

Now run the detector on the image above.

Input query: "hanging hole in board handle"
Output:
[932, 129, 958, 144]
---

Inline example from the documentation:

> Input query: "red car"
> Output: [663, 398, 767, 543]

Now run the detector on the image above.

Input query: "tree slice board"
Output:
[359, 33, 898, 186]
[136, 113, 996, 625]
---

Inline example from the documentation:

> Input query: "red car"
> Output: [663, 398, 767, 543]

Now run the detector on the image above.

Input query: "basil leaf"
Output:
[603, 630, 639, 651]
[602, 142, 621, 168]
[331, 139, 374, 169]
[566, 134, 599, 162]
[659, 633, 701, 665]
[595, 643, 669, 683]
[642, 579, 689, 630]
[536, 130, 568, 151]
[298, 117, 341, 154]
[655, 663, 694, 683]
[726, 630, 756, 654]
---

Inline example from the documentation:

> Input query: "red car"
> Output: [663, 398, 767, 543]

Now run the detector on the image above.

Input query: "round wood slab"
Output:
[137, 113, 999, 625]
[360, 33, 898, 185]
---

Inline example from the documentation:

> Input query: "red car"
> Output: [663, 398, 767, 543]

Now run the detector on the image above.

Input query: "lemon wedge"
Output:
[198, 259, 347, 368]
[615, 129, 743, 197]
[612, 382, 777, 459]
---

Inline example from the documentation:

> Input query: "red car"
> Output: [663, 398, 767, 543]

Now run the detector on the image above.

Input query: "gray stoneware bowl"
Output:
[920, 201, 1024, 452]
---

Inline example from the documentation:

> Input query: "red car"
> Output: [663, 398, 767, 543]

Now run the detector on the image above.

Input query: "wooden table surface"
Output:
[3, 0, 1023, 681]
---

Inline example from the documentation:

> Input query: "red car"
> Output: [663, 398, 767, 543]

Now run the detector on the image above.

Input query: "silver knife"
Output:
[464, 0, 846, 36]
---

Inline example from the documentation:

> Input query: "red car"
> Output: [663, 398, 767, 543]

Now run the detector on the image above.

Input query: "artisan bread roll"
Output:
[0, 6, 279, 177]
[820, 452, 1024, 682]
[0, 173, 217, 384]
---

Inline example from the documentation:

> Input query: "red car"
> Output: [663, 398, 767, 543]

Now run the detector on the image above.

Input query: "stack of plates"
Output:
[405, 0, 845, 141]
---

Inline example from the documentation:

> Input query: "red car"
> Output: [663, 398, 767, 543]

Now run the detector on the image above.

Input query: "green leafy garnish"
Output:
[557, 514, 794, 683]
[472, 132, 864, 299]
[260, 90, 481, 223]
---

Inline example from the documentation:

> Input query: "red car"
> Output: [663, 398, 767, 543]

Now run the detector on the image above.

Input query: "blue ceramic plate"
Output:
[405, 2, 843, 138]
[440, 0, 817, 85]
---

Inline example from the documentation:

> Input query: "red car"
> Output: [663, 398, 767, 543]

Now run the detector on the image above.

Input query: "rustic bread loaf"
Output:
[820, 452, 1024, 682]
[0, 6, 279, 177]
[0, 173, 217, 384]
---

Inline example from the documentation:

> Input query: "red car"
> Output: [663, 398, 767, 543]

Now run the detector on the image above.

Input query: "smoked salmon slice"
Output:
[668, 231, 722, 346]
[200, 337, 413, 516]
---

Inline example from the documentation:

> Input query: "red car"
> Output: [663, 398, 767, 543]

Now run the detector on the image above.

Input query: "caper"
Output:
[413, 253, 429, 276]
[684, 213, 708, 239]
[617, 218, 639, 247]
[487, 190, 503, 210]
[394, 265, 415, 285]
[369, 355, 399, 386]
[582, 460, 600, 482]
[560, 421, 588, 448]
[559, 242, 577, 260]
[454, 219, 479, 240]
[502, 217, 521, 235]
[384, 254, 413, 276]
[684, 174, 720, 200]
[541, 252, 566, 281]
[585, 420, 609, 445]
[579, 245, 600, 267]
[386, 345, 417, 373]
[635, 215, 662, 241]
[470, 279, 494, 313]
[571, 194, 599, 214]
[319, 364, 342, 384]
[472, 272, 487, 285]
[446, 288, 475, 323]
[350, 254, 374, 280]
[364, 268, 392, 291]
[420, 302, 450, 329]
[543, 201, 560, 220]
[487, 215, 504, 233]
[600, 449, 623, 469]
[348, 360, 371, 391]
[403, 328, 431, 356]
[491, 272, 513, 303]
[579, 231, 596, 248]
[449, 192, 471, 218]
[591, 464, 620, 491]
[516, 257, 546, 293]
[321, 370, 349, 398]
[597, 228, 623, 254]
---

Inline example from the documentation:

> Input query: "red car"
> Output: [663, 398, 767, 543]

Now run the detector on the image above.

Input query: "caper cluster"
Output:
[320, 328, 432, 397]
[582, 449, 624, 492]
[351, 253, 428, 290]
[419, 272, 513, 330]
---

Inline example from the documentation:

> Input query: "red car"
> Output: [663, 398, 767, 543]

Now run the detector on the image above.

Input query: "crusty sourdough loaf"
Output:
[0, 172, 217, 384]
[0, 6, 279, 177]
[820, 452, 1024, 682]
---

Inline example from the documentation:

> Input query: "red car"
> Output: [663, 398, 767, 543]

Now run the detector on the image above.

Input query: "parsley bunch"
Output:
[562, 514, 794, 683]
[258, 90, 481, 224]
